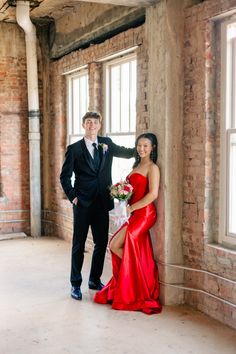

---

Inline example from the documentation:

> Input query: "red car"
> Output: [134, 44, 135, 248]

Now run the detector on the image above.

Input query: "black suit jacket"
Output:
[60, 136, 134, 211]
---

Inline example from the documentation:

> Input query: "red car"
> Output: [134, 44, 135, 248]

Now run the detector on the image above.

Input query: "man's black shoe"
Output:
[71, 286, 82, 300]
[88, 280, 104, 291]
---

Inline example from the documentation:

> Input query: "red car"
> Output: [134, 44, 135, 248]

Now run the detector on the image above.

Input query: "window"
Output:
[219, 20, 236, 245]
[227, 130, 236, 235]
[67, 69, 89, 145]
[105, 54, 136, 182]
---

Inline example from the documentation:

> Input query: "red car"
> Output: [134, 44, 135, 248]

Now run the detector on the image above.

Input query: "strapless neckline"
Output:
[128, 172, 147, 179]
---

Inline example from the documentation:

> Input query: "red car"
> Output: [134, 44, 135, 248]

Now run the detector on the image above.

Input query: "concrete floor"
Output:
[0, 237, 236, 354]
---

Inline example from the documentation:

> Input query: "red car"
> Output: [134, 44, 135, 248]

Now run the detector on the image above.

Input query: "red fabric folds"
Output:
[94, 173, 162, 314]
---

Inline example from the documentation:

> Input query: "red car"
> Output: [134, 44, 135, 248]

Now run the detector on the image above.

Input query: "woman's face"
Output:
[136, 138, 153, 159]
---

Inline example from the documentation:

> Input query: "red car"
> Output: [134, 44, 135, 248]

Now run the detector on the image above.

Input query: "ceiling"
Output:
[0, 0, 159, 22]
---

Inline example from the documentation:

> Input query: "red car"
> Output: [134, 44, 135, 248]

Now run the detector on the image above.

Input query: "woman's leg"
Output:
[109, 226, 127, 259]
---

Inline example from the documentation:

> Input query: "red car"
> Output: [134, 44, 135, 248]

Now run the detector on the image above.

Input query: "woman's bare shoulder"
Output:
[149, 162, 160, 174]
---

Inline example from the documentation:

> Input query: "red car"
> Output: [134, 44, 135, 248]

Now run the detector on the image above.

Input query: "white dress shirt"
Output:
[84, 137, 98, 158]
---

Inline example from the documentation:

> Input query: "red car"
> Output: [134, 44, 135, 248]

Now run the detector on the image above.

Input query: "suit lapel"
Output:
[81, 138, 96, 173]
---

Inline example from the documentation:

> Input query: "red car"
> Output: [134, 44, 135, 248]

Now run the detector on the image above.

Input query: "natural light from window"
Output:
[220, 20, 236, 243]
[228, 131, 236, 234]
[68, 70, 89, 145]
[67, 70, 89, 186]
[226, 23, 236, 236]
[105, 55, 136, 183]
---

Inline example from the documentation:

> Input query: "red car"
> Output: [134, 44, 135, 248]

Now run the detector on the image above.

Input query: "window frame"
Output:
[104, 53, 137, 137]
[103, 52, 137, 183]
[219, 19, 236, 246]
[66, 68, 89, 145]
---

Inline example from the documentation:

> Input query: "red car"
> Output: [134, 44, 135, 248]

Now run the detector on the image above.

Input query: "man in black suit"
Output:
[60, 111, 134, 300]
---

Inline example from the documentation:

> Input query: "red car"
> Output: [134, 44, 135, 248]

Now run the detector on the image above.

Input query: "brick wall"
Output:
[0, 23, 30, 235]
[43, 25, 147, 241]
[183, 0, 236, 328]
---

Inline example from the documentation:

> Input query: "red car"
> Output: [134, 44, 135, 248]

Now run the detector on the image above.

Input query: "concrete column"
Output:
[146, 0, 196, 305]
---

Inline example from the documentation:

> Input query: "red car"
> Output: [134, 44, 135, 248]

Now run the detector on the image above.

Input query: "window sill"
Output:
[207, 242, 236, 255]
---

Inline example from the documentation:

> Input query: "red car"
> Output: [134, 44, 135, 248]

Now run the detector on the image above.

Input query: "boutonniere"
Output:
[98, 143, 108, 154]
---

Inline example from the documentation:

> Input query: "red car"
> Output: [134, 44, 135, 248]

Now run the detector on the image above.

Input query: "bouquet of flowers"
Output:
[110, 180, 133, 226]
[110, 180, 133, 201]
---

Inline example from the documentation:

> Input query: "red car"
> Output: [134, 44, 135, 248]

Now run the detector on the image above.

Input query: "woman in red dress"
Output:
[94, 133, 162, 314]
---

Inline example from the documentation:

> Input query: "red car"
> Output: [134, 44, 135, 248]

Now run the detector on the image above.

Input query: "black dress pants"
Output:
[70, 195, 109, 287]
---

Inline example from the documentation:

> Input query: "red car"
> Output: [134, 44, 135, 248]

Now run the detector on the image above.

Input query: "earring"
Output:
[150, 151, 154, 160]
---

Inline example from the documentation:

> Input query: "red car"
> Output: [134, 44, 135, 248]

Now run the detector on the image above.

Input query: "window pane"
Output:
[228, 132, 236, 234]
[72, 77, 81, 134]
[120, 62, 130, 132]
[70, 135, 83, 145]
[69, 72, 88, 140]
[232, 38, 236, 128]
[80, 75, 88, 122]
[130, 60, 137, 132]
[111, 66, 120, 133]
[220, 21, 236, 244]
[105, 56, 136, 188]
[110, 135, 135, 183]
[68, 80, 72, 135]
[227, 22, 236, 41]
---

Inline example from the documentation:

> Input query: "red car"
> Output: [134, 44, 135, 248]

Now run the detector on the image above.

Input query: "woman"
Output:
[94, 133, 162, 314]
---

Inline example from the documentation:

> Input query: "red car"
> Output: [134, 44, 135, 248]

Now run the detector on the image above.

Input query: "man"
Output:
[60, 111, 134, 300]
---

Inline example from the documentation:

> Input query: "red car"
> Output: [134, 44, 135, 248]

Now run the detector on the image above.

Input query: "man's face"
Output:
[82, 117, 101, 138]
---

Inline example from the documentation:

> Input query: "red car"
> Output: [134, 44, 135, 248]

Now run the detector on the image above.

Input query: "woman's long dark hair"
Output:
[133, 133, 158, 168]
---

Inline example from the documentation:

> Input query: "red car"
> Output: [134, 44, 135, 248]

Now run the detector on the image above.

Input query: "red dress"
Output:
[94, 172, 162, 314]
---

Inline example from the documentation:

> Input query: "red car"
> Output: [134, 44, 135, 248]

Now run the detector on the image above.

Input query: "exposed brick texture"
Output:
[0, 24, 30, 234]
[183, 0, 236, 328]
